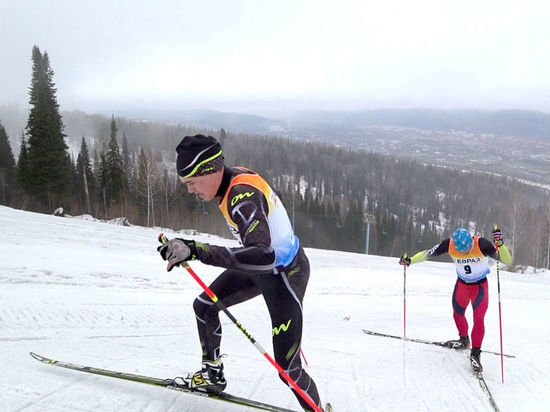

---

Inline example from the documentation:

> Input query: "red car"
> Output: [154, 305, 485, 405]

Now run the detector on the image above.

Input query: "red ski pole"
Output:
[403, 254, 407, 338]
[493, 224, 504, 383]
[159, 234, 322, 412]
[300, 348, 309, 367]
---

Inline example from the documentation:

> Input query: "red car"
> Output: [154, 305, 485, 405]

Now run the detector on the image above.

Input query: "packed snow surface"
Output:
[0, 205, 549, 411]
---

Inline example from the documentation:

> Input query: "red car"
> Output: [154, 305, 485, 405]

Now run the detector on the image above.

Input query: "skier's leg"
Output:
[192, 269, 260, 360]
[452, 280, 470, 338]
[256, 250, 321, 411]
[471, 279, 489, 349]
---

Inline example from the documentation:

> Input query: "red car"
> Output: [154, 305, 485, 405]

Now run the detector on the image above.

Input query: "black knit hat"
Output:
[176, 135, 224, 177]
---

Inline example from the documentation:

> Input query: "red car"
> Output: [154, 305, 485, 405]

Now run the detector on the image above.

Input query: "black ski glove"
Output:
[157, 238, 198, 271]
[399, 253, 411, 266]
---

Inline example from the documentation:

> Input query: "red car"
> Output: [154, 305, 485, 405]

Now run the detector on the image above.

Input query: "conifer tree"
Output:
[121, 131, 131, 171]
[25, 46, 71, 210]
[97, 150, 108, 218]
[0, 121, 15, 204]
[120, 131, 132, 215]
[15, 132, 31, 194]
[342, 200, 365, 252]
[219, 127, 227, 149]
[106, 115, 124, 205]
[75, 137, 96, 214]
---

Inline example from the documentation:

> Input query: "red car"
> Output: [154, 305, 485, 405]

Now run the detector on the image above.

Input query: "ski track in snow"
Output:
[1, 205, 549, 411]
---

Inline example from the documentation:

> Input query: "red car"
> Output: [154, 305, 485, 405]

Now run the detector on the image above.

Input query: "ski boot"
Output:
[182, 357, 227, 394]
[323, 402, 334, 411]
[444, 335, 470, 349]
[470, 347, 483, 373]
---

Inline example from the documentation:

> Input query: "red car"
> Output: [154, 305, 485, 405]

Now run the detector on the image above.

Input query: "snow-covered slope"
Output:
[0, 205, 548, 411]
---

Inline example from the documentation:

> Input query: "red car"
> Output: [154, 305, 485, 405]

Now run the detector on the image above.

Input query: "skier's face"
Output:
[180, 171, 222, 201]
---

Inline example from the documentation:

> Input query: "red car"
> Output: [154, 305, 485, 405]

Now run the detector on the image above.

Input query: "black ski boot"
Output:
[470, 347, 483, 373]
[183, 357, 227, 394]
[444, 335, 470, 349]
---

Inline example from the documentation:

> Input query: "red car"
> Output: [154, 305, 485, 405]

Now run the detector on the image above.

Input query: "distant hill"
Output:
[110, 108, 286, 136]
[108, 107, 550, 140]
[286, 108, 550, 140]
[104, 107, 550, 140]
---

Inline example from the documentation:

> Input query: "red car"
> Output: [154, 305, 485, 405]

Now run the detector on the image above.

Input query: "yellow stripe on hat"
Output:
[183, 149, 223, 178]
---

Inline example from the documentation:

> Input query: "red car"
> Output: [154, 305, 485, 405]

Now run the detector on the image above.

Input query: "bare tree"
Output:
[133, 147, 161, 227]
[544, 194, 550, 269]
[503, 189, 529, 266]
[159, 168, 178, 227]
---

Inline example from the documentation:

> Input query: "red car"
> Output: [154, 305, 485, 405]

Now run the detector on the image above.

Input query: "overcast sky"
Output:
[2, 0, 550, 115]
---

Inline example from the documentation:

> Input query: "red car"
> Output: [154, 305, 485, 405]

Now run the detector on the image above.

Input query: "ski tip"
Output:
[30, 352, 50, 363]
[30, 352, 41, 361]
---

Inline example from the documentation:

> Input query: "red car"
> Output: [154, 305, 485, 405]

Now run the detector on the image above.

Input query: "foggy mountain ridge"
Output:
[110, 108, 286, 135]
[3, 105, 550, 142]
[285, 108, 550, 139]
[98, 107, 550, 140]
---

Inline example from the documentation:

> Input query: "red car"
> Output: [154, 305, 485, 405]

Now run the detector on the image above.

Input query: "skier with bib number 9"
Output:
[157, 135, 329, 411]
[399, 227, 512, 372]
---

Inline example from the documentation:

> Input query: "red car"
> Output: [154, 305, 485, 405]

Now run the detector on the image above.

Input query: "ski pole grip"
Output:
[493, 224, 499, 251]
[158, 233, 192, 270]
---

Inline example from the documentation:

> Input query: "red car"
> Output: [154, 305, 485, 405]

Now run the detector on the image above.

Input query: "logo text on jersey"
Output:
[456, 257, 481, 264]
[231, 191, 255, 206]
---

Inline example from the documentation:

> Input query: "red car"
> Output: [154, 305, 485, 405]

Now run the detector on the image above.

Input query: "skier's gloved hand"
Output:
[492, 228, 504, 247]
[399, 253, 411, 266]
[157, 238, 198, 271]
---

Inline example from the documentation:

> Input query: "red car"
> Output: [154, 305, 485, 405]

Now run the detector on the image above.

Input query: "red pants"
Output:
[452, 278, 488, 348]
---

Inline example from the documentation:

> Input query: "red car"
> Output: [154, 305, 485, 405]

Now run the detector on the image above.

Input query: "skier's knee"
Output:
[280, 365, 305, 386]
[193, 296, 218, 318]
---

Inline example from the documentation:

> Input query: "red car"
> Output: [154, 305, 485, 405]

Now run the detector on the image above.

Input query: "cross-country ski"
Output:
[473, 368, 500, 412]
[30, 352, 295, 412]
[362, 329, 515, 358]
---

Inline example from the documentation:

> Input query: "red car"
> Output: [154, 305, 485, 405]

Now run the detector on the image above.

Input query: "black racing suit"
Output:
[192, 167, 321, 411]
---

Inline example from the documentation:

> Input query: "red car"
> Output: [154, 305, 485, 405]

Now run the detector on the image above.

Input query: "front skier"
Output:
[157, 135, 329, 411]
[399, 227, 512, 372]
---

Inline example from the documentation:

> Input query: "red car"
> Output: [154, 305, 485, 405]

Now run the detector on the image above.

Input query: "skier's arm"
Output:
[478, 237, 512, 265]
[409, 250, 429, 264]
[194, 185, 276, 272]
[402, 239, 450, 265]
[497, 244, 512, 264]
